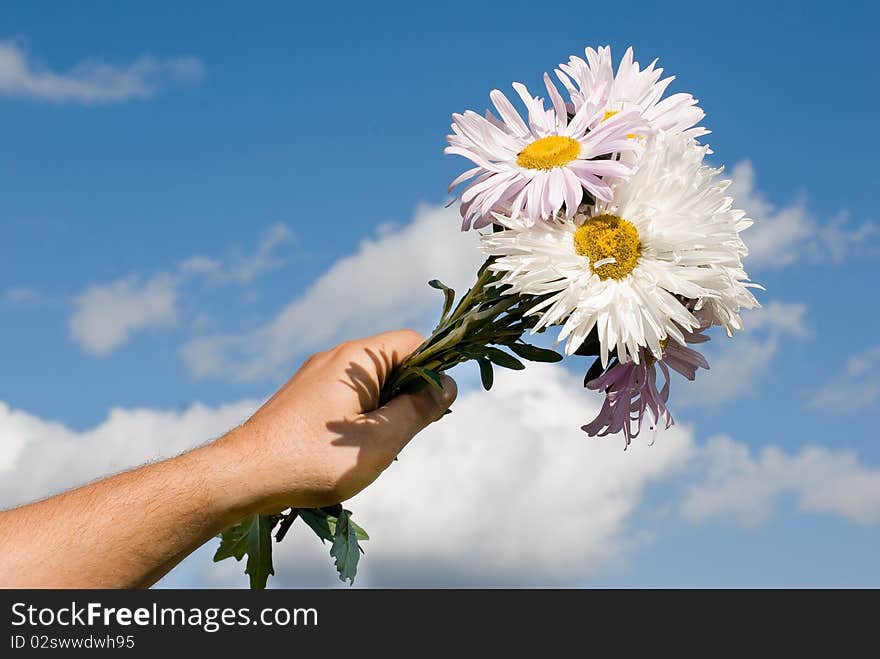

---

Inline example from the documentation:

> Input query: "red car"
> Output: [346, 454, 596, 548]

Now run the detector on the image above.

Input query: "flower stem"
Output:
[378, 257, 541, 405]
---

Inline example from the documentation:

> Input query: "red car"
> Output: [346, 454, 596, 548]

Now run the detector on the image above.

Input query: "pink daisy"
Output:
[446, 75, 649, 230]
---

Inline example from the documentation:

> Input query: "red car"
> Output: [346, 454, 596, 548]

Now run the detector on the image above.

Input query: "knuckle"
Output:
[398, 328, 424, 344]
[332, 339, 358, 356]
[301, 351, 322, 367]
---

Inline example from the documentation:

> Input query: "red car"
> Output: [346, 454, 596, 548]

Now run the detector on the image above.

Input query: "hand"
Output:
[216, 330, 457, 513]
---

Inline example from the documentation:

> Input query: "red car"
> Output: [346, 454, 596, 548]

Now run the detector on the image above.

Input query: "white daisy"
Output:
[446, 75, 649, 230]
[481, 132, 759, 366]
[556, 45, 708, 140]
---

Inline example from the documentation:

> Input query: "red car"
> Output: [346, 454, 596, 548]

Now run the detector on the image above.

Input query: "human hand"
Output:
[215, 330, 457, 514]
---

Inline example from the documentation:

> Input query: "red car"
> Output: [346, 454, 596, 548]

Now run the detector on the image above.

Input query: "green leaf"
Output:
[348, 517, 370, 541]
[477, 357, 494, 390]
[476, 257, 493, 276]
[428, 279, 456, 320]
[509, 342, 563, 363]
[320, 503, 343, 517]
[330, 509, 361, 585]
[298, 507, 370, 543]
[484, 347, 525, 370]
[274, 509, 299, 542]
[245, 515, 275, 590]
[214, 518, 253, 562]
[298, 508, 335, 543]
[409, 366, 444, 389]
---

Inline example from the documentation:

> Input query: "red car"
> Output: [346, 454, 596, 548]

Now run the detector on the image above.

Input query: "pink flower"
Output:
[582, 323, 710, 446]
[446, 75, 648, 230]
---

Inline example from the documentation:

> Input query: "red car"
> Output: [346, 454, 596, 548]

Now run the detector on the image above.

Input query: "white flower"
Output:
[556, 45, 708, 140]
[446, 76, 649, 230]
[481, 132, 759, 366]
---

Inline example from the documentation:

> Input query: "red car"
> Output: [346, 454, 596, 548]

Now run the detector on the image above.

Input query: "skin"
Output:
[0, 330, 456, 588]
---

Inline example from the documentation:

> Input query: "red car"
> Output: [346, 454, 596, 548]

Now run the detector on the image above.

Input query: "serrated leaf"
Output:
[274, 509, 299, 542]
[484, 347, 525, 370]
[214, 517, 253, 562]
[477, 357, 494, 390]
[428, 279, 456, 320]
[297, 507, 370, 543]
[348, 517, 370, 541]
[330, 509, 361, 585]
[509, 342, 563, 363]
[298, 508, 335, 543]
[245, 515, 275, 590]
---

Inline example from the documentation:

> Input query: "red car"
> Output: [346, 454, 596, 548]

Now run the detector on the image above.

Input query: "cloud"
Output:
[730, 160, 875, 269]
[0, 40, 203, 104]
[70, 275, 178, 355]
[681, 435, 880, 527]
[678, 301, 809, 406]
[69, 223, 293, 356]
[809, 345, 880, 413]
[0, 364, 696, 587]
[183, 204, 482, 380]
[0, 399, 258, 508]
[179, 223, 294, 285]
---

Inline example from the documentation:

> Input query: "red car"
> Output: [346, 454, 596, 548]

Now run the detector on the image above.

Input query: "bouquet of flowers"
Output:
[215, 45, 760, 588]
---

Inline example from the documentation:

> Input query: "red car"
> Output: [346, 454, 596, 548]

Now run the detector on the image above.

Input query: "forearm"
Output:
[0, 434, 255, 588]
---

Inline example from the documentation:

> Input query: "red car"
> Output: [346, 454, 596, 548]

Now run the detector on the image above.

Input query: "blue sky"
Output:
[1, 1, 878, 587]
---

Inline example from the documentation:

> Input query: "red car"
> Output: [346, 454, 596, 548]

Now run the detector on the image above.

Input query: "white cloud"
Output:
[681, 436, 880, 527]
[180, 222, 294, 284]
[69, 223, 294, 356]
[815, 212, 877, 263]
[678, 301, 809, 406]
[69, 275, 178, 355]
[745, 300, 809, 338]
[847, 347, 880, 376]
[0, 40, 203, 103]
[0, 398, 259, 511]
[729, 160, 875, 269]
[183, 204, 482, 380]
[809, 345, 880, 413]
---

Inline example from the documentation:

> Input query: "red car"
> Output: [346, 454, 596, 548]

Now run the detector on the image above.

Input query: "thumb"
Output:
[366, 375, 457, 452]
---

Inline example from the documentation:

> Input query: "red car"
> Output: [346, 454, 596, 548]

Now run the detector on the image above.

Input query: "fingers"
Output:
[331, 330, 426, 410]
[363, 374, 457, 459]
[348, 328, 425, 374]
[376, 328, 426, 362]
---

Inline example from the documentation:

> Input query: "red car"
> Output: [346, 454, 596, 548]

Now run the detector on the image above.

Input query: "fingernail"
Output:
[430, 374, 457, 410]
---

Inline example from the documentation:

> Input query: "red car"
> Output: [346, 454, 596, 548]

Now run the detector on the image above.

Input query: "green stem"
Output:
[377, 258, 545, 405]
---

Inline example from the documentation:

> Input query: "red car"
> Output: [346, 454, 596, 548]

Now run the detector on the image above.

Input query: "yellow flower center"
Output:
[516, 135, 581, 171]
[573, 213, 642, 280]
